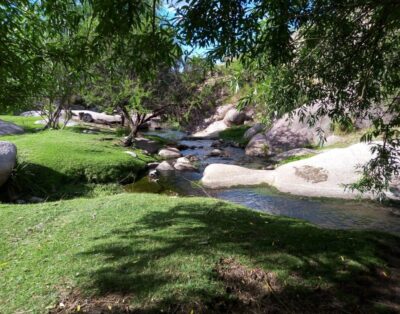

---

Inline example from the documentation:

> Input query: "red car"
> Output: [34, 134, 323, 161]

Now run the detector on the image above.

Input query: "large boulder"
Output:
[174, 157, 198, 171]
[270, 143, 377, 199]
[0, 141, 17, 187]
[0, 120, 24, 136]
[132, 137, 161, 154]
[245, 133, 270, 157]
[202, 143, 400, 200]
[243, 123, 264, 141]
[245, 105, 332, 156]
[156, 161, 174, 171]
[223, 108, 247, 126]
[213, 104, 235, 121]
[192, 120, 229, 139]
[202, 164, 274, 189]
[158, 147, 182, 159]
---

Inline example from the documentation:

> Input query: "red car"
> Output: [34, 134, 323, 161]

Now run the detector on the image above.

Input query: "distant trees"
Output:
[0, 0, 180, 131]
[0, 1, 43, 112]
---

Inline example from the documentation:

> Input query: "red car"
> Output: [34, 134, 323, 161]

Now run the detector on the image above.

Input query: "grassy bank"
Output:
[0, 194, 399, 313]
[219, 125, 250, 147]
[0, 119, 153, 199]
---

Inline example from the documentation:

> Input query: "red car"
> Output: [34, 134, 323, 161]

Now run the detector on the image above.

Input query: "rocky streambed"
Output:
[126, 129, 400, 235]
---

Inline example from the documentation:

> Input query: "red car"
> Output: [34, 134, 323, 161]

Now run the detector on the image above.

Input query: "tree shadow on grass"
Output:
[0, 162, 125, 201]
[77, 201, 400, 313]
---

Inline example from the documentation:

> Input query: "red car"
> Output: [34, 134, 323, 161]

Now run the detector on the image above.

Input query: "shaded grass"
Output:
[219, 125, 250, 147]
[0, 193, 398, 313]
[1, 127, 154, 199]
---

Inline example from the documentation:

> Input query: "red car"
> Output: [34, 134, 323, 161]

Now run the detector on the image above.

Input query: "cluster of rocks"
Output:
[128, 137, 199, 174]
[155, 147, 199, 172]
[192, 104, 253, 138]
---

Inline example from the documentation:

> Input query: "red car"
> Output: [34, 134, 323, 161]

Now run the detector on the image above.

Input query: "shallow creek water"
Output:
[126, 129, 400, 235]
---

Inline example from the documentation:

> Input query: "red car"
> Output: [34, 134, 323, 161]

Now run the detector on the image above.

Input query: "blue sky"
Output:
[160, 1, 209, 57]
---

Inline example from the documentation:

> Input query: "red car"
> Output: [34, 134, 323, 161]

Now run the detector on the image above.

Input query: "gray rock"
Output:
[174, 163, 197, 171]
[156, 161, 174, 171]
[223, 108, 247, 126]
[213, 104, 235, 120]
[176, 157, 191, 164]
[187, 155, 199, 162]
[158, 147, 182, 159]
[245, 133, 270, 157]
[0, 141, 17, 187]
[208, 149, 223, 157]
[125, 151, 137, 158]
[192, 120, 228, 138]
[174, 157, 198, 171]
[0, 120, 24, 136]
[243, 123, 264, 140]
[133, 137, 161, 154]
[265, 104, 331, 152]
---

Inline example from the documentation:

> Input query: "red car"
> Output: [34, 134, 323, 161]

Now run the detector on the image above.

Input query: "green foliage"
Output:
[330, 121, 355, 135]
[219, 125, 250, 147]
[0, 193, 398, 313]
[0, 1, 43, 112]
[178, 0, 400, 195]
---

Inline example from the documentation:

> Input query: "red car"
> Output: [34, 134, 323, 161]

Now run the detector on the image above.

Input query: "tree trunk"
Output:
[43, 102, 63, 129]
[122, 124, 139, 147]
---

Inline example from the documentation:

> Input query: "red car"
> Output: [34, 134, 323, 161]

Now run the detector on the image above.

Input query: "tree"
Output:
[85, 15, 181, 145]
[0, 1, 44, 112]
[35, 1, 97, 129]
[177, 0, 400, 197]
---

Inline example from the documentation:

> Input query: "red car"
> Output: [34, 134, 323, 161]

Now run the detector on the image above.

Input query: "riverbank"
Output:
[0, 117, 154, 200]
[1, 193, 400, 313]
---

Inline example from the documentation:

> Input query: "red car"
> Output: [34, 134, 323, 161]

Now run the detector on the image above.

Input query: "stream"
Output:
[126, 129, 400, 235]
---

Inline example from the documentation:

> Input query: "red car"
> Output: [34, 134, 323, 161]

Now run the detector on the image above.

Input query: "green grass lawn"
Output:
[219, 125, 251, 147]
[0, 193, 399, 313]
[0, 126, 153, 199]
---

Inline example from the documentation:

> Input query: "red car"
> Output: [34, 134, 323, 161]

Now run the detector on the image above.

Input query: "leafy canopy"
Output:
[177, 0, 400, 197]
